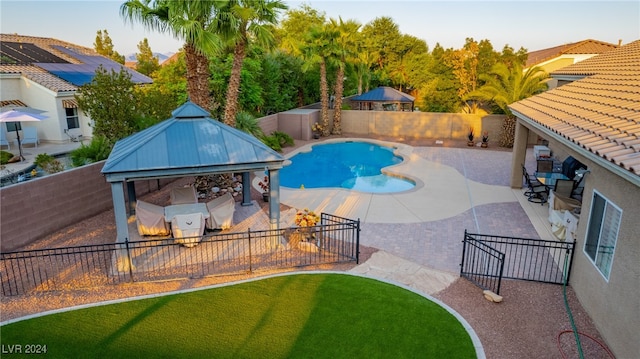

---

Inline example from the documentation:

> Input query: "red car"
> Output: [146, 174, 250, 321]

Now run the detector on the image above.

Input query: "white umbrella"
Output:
[0, 109, 48, 161]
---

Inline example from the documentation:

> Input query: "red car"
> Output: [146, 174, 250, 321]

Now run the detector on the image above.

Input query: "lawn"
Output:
[1, 274, 476, 358]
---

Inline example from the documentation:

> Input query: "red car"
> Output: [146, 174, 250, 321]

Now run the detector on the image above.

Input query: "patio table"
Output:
[535, 172, 569, 188]
[164, 203, 210, 222]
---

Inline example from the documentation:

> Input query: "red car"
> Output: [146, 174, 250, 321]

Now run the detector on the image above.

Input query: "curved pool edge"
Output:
[0, 271, 485, 359]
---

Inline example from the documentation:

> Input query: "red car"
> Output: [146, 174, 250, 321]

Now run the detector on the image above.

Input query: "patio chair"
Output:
[205, 193, 236, 230]
[170, 185, 197, 205]
[554, 179, 575, 198]
[136, 200, 171, 236]
[172, 212, 205, 247]
[536, 159, 553, 173]
[21, 127, 39, 148]
[0, 127, 10, 150]
[522, 164, 547, 204]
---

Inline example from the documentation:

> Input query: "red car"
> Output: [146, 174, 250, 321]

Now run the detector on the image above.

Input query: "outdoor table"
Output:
[535, 172, 569, 188]
[164, 203, 210, 222]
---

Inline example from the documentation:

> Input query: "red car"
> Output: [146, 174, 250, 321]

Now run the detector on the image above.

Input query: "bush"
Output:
[0, 150, 13, 165]
[34, 153, 64, 174]
[70, 136, 112, 166]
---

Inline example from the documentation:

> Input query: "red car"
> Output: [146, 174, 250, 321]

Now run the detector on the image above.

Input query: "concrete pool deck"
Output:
[278, 137, 557, 280]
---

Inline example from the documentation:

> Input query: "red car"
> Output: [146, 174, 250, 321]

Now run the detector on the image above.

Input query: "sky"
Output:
[1, 0, 638, 56]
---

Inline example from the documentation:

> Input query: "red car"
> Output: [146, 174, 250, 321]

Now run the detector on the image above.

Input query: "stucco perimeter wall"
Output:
[0, 163, 171, 252]
[339, 110, 502, 140]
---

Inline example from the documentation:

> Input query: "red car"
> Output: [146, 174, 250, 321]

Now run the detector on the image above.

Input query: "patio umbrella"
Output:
[0, 108, 48, 161]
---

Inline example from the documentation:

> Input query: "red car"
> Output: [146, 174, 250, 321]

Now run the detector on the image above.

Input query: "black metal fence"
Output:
[460, 230, 575, 295]
[0, 213, 360, 296]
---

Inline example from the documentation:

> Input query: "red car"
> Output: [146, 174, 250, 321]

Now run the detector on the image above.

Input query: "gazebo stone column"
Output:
[511, 119, 530, 188]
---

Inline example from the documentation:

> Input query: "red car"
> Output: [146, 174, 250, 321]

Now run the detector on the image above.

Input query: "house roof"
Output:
[0, 34, 152, 92]
[351, 86, 415, 103]
[510, 39, 640, 179]
[525, 39, 619, 68]
[101, 101, 285, 182]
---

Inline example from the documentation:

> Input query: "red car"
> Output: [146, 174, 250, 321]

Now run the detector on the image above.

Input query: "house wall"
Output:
[543, 137, 640, 359]
[0, 162, 171, 252]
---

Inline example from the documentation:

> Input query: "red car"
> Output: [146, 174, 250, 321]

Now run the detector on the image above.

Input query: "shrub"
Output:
[70, 136, 112, 166]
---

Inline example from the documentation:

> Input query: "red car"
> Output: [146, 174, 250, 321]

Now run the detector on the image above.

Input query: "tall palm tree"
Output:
[328, 17, 360, 135]
[467, 62, 548, 147]
[301, 23, 338, 136]
[120, 0, 223, 110]
[218, 0, 287, 127]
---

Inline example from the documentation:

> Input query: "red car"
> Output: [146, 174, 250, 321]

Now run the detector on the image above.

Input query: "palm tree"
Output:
[218, 0, 287, 127]
[301, 23, 337, 136]
[328, 17, 360, 135]
[467, 62, 548, 147]
[120, 0, 222, 110]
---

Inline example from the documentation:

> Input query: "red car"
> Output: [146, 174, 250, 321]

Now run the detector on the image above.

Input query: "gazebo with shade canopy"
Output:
[101, 101, 285, 248]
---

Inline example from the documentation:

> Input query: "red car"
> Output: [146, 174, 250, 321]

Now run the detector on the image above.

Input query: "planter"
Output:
[262, 192, 269, 202]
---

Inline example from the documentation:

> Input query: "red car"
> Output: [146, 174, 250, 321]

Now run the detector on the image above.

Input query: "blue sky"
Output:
[1, 1, 638, 56]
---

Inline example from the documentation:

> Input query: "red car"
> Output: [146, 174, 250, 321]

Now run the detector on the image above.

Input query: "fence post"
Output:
[248, 228, 252, 273]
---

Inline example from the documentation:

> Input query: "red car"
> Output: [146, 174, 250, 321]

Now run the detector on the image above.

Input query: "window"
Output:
[66, 107, 79, 129]
[584, 191, 621, 280]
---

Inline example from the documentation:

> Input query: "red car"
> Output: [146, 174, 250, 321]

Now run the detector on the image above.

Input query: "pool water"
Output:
[280, 141, 415, 193]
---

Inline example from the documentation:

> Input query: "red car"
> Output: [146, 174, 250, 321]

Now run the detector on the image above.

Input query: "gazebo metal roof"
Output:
[102, 101, 284, 182]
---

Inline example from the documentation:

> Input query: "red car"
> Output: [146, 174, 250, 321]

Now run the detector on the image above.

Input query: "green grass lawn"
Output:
[1, 274, 476, 358]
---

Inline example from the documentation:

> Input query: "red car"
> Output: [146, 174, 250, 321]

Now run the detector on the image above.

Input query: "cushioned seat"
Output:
[172, 213, 205, 247]
[136, 200, 171, 236]
[205, 193, 236, 230]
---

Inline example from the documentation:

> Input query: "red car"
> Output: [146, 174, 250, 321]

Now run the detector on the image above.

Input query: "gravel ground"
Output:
[1, 134, 614, 358]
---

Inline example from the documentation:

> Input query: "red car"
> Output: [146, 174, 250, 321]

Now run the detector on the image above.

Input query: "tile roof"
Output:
[525, 39, 619, 68]
[0, 33, 150, 92]
[510, 40, 640, 178]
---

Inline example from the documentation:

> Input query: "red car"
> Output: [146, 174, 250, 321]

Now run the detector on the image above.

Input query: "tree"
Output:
[94, 29, 125, 64]
[218, 0, 287, 127]
[121, 0, 223, 110]
[135, 38, 160, 76]
[76, 66, 137, 145]
[467, 62, 548, 147]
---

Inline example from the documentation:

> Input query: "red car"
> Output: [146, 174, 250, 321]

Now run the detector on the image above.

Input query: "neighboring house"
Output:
[525, 39, 619, 89]
[509, 40, 640, 359]
[0, 34, 152, 145]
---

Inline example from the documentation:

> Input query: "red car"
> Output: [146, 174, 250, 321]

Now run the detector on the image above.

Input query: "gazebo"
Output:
[350, 86, 415, 111]
[101, 101, 285, 246]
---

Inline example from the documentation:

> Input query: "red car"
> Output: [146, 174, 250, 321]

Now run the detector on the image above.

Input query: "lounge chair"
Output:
[136, 200, 171, 236]
[0, 127, 10, 150]
[205, 193, 236, 230]
[172, 212, 205, 247]
[21, 127, 38, 148]
[170, 185, 198, 205]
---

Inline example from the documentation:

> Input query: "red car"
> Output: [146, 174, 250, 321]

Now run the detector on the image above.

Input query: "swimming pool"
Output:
[280, 141, 415, 193]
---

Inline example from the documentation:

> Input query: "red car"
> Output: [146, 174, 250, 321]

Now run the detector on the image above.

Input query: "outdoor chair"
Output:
[21, 127, 39, 148]
[170, 185, 198, 205]
[522, 164, 547, 204]
[172, 212, 205, 247]
[205, 193, 236, 230]
[0, 127, 10, 150]
[536, 159, 553, 173]
[554, 179, 575, 198]
[135, 200, 171, 236]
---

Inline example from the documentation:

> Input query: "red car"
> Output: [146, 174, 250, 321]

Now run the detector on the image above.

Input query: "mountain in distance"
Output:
[126, 52, 175, 63]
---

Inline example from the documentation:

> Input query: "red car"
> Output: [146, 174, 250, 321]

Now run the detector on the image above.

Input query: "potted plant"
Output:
[481, 131, 489, 148]
[258, 175, 269, 202]
[467, 127, 475, 146]
[311, 122, 324, 139]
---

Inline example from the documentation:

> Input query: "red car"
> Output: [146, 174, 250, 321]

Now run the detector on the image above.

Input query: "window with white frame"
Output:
[584, 190, 621, 280]
[65, 107, 79, 129]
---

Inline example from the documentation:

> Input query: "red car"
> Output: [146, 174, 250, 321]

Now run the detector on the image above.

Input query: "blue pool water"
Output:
[280, 141, 415, 193]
